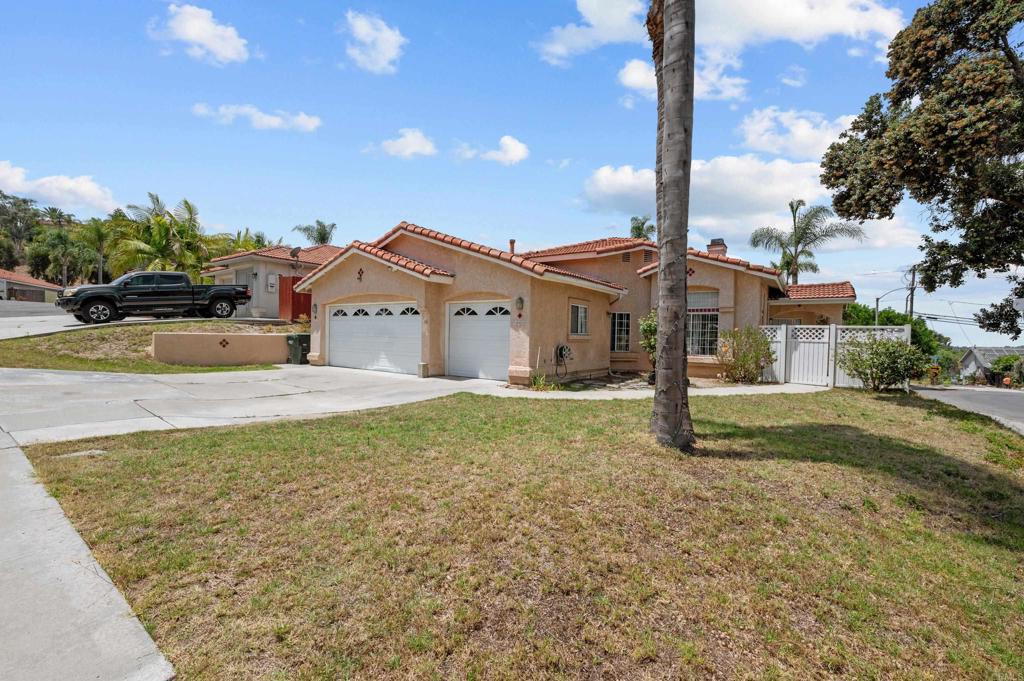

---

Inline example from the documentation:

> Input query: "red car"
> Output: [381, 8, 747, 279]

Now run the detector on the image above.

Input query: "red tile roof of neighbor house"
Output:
[784, 281, 857, 300]
[636, 249, 783, 278]
[210, 244, 343, 266]
[522, 237, 656, 258]
[0, 268, 62, 290]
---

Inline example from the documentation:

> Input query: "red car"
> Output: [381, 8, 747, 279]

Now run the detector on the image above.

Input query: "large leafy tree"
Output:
[749, 199, 865, 285]
[843, 302, 952, 356]
[648, 0, 697, 452]
[0, 190, 40, 261]
[111, 193, 219, 276]
[822, 0, 1024, 338]
[292, 219, 337, 245]
[27, 228, 91, 286]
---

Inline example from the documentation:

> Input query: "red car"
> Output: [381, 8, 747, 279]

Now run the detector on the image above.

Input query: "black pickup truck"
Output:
[55, 271, 252, 324]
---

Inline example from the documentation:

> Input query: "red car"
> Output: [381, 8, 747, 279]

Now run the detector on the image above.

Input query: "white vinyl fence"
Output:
[761, 324, 912, 387]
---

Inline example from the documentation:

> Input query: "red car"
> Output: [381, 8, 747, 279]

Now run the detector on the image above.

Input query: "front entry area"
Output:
[446, 301, 511, 380]
[328, 303, 421, 374]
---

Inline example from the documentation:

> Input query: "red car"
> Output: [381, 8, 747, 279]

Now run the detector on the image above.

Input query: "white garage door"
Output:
[328, 303, 421, 374]
[447, 301, 511, 380]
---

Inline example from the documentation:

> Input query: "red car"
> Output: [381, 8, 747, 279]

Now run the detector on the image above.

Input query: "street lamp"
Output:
[875, 286, 907, 325]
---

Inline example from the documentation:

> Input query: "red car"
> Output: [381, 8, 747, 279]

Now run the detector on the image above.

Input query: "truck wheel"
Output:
[210, 299, 235, 319]
[73, 313, 90, 324]
[85, 301, 116, 324]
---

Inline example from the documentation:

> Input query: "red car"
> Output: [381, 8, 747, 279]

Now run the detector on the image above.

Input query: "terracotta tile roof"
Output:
[522, 237, 656, 259]
[210, 244, 343, 266]
[636, 249, 783, 278]
[0, 268, 62, 290]
[784, 282, 857, 300]
[371, 222, 626, 291]
[348, 241, 454, 278]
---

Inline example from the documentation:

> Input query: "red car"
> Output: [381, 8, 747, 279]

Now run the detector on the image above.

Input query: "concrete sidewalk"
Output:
[0, 445, 174, 681]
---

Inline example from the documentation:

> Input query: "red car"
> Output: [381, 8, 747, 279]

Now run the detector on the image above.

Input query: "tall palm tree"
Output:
[42, 206, 75, 230]
[630, 215, 656, 240]
[749, 199, 866, 285]
[292, 219, 336, 245]
[74, 218, 114, 283]
[649, 0, 697, 452]
[112, 194, 218, 277]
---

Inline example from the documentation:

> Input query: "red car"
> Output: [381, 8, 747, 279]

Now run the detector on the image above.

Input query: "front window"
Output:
[611, 312, 630, 352]
[570, 303, 589, 336]
[687, 291, 719, 356]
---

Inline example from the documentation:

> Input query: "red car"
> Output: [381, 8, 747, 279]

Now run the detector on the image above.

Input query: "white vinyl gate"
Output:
[761, 324, 911, 387]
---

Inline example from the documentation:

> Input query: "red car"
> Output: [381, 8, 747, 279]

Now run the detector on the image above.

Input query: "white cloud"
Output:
[192, 103, 322, 132]
[480, 136, 530, 166]
[149, 4, 249, 65]
[583, 165, 656, 215]
[547, 158, 572, 170]
[455, 136, 530, 166]
[847, 46, 867, 57]
[0, 161, 117, 214]
[380, 128, 437, 158]
[543, 0, 903, 100]
[618, 59, 656, 99]
[618, 52, 748, 102]
[343, 10, 406, 75]
[779, 64, 807, 88]
[739, 107, 855, 160]
[538, 0, 647, 67]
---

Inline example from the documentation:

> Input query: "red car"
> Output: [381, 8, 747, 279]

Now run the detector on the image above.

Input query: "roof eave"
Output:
[770, 297, 857, 305]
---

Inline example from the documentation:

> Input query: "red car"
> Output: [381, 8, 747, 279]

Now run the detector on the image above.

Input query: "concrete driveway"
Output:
[915, 384, 1024, 435]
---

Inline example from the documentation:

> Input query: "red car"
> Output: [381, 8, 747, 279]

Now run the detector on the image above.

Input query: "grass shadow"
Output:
[697, 417, 1024, 552]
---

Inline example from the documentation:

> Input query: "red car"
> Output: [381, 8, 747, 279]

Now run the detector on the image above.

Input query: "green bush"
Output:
[990, 354, 1021, 374]
[639, 309, 658, 367]
[838, 336, 927, 391]
[716, 327, 775, 383]
[1010, 358, 1024, 386]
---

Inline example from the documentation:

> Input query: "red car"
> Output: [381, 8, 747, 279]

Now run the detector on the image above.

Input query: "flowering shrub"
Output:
[838, 337, 927, 391]
[715, 327, 775, 383]
[639, 309, 658, 367]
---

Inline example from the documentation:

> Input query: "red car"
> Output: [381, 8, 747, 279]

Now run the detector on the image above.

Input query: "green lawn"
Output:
[27, 391, 1024, 679]
[0, 321, 302, 373]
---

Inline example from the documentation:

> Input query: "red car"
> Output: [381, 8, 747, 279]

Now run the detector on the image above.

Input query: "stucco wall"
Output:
[152, 332, 288, 365]
[769, 302, 846, 325]
[214, 259, 318, 319]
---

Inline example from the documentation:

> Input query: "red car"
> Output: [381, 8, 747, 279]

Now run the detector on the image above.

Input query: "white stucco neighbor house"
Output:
[202, 244, 341, 319]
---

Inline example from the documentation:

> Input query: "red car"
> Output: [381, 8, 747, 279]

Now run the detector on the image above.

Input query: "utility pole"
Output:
[906, 266, 917, 319]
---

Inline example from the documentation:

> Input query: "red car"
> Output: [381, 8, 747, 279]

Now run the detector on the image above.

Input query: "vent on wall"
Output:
[643, 250, 654, 263]
[621, 252, 631, 263]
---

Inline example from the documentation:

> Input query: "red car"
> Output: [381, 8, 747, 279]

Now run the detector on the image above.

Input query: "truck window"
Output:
[157, 273, 189, 286]
[129, 274, 157, 286]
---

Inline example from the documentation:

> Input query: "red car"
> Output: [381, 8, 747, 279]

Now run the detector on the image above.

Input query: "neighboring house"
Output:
[295, 222, 856, 383]
[203, 244, 341, 318]
[959, 347, 1023, 378]
[767, 282, 857, 325]
[0, 268, 62, 303]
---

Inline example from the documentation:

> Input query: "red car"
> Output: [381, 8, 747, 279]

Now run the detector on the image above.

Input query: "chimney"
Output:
[707, 238, 727, 256]
[509, 238, 516, 254]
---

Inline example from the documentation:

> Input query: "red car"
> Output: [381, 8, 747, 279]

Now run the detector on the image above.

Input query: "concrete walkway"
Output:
[0, 365, 828, 445]
[1, 445, 174, 681]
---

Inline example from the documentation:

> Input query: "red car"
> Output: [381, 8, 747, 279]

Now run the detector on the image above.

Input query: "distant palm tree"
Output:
[749, 199, 866, 285]
[42, 206, 75, 230]
[630, 215, 656, 240]
[75, 218, 113, 283]
[293, 219, 336, 245]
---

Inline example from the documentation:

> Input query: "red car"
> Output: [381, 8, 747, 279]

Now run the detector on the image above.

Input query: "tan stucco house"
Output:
[295, 222, 855, 383]
[203, 244, 341, 318]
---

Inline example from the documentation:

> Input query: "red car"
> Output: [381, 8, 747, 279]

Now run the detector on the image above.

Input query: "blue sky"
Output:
[0, 0, 1017, 345]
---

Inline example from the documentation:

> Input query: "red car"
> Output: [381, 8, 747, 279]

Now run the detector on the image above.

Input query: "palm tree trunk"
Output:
[98, 253, 104, 284]
[650, 0, 696, 451]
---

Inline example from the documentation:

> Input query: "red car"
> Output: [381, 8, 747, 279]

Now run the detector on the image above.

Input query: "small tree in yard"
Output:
[838, 337, 927, 391]
[716, 327, 775, 384]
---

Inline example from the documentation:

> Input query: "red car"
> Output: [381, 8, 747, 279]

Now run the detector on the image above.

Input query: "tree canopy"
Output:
[843, 301, 952, 356]
[822, 0, 1024, 338]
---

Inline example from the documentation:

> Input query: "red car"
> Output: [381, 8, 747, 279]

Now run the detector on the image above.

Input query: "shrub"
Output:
[1011, 358, 1024, 386]
[639, 309, 658, 367]
[838, 336, 927, 391]
[990, 354, 1021, 374]
[716, 326, 775, 383]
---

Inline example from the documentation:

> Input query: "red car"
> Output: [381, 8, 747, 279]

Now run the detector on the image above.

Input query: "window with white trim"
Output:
[687, 291, 719, 356]
[570, 303, 589, 336]
[610, 312, 630, 352]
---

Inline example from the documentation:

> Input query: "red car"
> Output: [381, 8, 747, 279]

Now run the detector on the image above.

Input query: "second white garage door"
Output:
[447, 301, 511, 380]
[328, 303, 421, 374]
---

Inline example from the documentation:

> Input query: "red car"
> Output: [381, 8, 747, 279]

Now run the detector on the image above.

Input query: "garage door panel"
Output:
[447, 302, 510, 380]
[329, 303, 421, 374]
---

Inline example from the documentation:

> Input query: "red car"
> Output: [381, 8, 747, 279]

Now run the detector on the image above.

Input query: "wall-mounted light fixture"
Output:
[515, 296, 524, 311]
[312, 303, 318, 320]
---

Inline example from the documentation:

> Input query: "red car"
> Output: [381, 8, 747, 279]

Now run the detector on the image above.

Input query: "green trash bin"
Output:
[286, 333, 311, 364]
